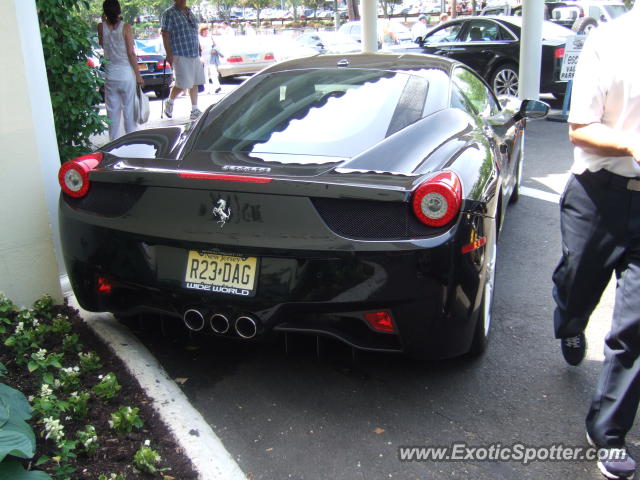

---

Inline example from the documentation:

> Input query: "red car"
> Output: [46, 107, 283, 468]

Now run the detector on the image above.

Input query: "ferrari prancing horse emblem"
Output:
[212, 199, 231, 227]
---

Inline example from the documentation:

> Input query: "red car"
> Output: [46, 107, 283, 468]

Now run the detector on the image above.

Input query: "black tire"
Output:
[468, 219, 497, 356]
[218, 73, 231, 84]
[491, 63, 519, 97]
[154, 87, 170, 99]
[572, 16, 597, 34]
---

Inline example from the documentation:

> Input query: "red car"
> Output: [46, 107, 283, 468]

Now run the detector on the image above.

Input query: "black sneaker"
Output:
[587, 431, 636, 479]
[561, 333, 586, 366]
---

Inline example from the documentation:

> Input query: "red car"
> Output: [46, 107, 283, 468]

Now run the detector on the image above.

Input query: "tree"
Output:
[380, 0, 402, 17]
[36, 0, 108, 162]
[79, 0, 172, 25]
[240, 0, 273, 26]
[347, 0, 359, 20]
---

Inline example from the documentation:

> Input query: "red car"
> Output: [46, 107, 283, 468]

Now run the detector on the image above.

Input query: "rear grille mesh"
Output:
[311, 198, 447, 240]
[64, 182, 146, 217]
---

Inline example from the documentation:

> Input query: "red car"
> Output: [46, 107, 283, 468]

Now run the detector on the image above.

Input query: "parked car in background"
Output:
[133, 39, 172, 99]
[481, 1, 627, 34]
[57, 53, 548, 361]
[414, 16, 573, 97]
[294, 31, 361, 54]
[546, 1, 626, 33]
[215, 36, 277, 83]
[338, 20, 414, 49]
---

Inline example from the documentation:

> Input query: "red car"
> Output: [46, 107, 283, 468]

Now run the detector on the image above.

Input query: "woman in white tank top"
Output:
[98, 0, 143, 141]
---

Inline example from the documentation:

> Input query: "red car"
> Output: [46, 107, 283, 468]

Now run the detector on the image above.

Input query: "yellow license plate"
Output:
[184, 251, 258, 297]
[138, 64, 148, 71]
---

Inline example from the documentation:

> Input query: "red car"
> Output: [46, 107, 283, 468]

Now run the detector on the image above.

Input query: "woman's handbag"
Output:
[134, 85, 150, 124]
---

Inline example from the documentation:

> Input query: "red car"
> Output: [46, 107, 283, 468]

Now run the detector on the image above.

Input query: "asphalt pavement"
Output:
[116, 98, 635, 480]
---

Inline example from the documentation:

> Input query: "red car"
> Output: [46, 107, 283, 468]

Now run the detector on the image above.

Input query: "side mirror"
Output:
[519, 99, 549, 119]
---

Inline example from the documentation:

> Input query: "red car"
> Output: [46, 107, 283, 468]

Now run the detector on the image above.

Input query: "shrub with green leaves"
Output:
[76, 424, 99, 456]
[133, 443, 162, 474]
[67, 391, 90, 420]
[32, 295, 55, 318]
[98, 473, 126, 480]
[0, 293, 15, 337]
[36, 0, 108, 162]
[78, 351, 102, 373]
[92, 373, 121, 400]
[109, 406, 143, 434]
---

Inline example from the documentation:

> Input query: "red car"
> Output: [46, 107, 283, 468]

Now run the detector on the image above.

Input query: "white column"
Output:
[361, 0, 378, 53]
[0, 0, 63, 306]
[518, 0, 544, 100]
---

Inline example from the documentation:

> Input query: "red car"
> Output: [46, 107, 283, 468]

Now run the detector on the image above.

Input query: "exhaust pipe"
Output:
[183, 309, 205, 331]
[235, 315, 258, 339]
[209, 313, 230, 334]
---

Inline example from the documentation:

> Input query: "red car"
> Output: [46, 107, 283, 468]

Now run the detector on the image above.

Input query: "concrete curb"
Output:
[65, 293, 247, 480]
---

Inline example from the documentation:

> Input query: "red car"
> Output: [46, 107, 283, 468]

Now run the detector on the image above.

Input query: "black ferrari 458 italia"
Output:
[59, 53, 548, 360]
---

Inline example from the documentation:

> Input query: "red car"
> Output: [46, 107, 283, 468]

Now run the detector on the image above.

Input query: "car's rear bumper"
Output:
[60, 200, 491, 359]
[141, 72, 173, 89]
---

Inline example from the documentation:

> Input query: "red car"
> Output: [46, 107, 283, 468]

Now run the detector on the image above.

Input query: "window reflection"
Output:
[193, 69, 433, 160]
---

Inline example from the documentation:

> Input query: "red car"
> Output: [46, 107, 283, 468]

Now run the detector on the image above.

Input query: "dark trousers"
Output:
[552, 169, 640, 448]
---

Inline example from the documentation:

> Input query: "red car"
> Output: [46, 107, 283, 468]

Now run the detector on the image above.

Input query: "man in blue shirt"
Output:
[161, 0, 204, 120]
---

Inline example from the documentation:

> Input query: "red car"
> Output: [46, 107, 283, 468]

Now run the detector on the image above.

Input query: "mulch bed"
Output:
[0, 302, 198, 479]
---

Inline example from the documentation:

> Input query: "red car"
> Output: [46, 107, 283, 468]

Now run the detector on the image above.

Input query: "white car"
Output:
[214, 36, 277, 82]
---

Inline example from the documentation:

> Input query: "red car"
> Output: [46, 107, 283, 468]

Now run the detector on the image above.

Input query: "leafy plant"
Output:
[98, 473, 126, 480]
[76, 424, 98, 456]
[57, 367, 81, 393]
[36, 0, 108, 162]
[32, 296, 55, 319]
[92, 373, 121, 400]
[109, 406, 143, 434]
[50, 315, 72, 336]
[0, 382, 52, 479]
[133, 443, 162, 474]
[78, 352, 102, 373]
[67, 391, 90, 420]
[28, 350, 63, 376]
[61, 333, 83, 353]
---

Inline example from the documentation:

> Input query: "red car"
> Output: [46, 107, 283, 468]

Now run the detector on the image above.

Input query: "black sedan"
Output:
[136, 53, 172, 99]
[415, 16, 573, 97]
[58, 54, 548, 360]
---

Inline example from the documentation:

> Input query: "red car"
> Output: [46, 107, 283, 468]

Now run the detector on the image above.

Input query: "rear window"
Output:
[193, 69, 432, 159]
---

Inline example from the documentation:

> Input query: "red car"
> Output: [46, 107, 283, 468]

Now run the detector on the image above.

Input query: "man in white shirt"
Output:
[552, 5, 640, 479]
[411, 14, 428, 43]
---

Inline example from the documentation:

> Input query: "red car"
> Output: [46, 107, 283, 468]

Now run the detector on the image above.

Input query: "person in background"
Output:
[98, 0, 143, 141]
[160, 0, 204, 121]
[552, 4, 640, 479]
[411, 14, 428, 43]
[439, 13, 450, 24]
[198, 25, 221, 94]
[220, 21, 235, 36]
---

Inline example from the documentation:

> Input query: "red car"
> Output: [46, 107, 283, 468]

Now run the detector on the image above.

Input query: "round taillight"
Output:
[412, 171, 462, 227]
[58, 153, 103, 198]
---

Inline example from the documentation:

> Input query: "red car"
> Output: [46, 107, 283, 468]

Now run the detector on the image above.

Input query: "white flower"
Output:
[144, 439, 151, 446]
[33, 349, 47, 361]
[15, 322, 24, 334]
[39, 384, 53, 398]
[28, 395, 34, 402]
[43, 417, 64, 444]
[98, 375, 103, 380]
[52, 379, 62, 390]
